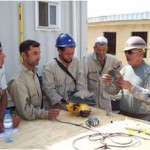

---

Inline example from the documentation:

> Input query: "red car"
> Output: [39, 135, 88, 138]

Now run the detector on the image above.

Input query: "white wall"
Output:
[0, 1, 87, 81]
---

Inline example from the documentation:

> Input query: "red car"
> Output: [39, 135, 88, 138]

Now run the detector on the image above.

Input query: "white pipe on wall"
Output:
[72, 1, 77, 57]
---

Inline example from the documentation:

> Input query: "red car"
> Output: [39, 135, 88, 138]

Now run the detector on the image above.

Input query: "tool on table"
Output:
[86, 117, 99, 127]
[66, 90, 97, 117]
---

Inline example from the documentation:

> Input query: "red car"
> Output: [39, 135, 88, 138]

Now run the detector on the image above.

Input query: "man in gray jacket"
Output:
[83, 36, 122, 111]
[42, 33, 86, 110]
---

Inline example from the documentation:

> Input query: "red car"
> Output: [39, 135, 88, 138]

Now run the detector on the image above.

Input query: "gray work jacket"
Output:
[83, 52, 122, 109]
[42, 56, 86, 108]
[120, 61, 150, 117]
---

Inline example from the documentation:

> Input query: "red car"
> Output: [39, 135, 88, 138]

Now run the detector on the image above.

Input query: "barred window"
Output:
[104, 32, 116, 55]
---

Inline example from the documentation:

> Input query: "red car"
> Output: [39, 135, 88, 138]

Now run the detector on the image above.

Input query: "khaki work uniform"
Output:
[8, 65, 48, 120]
[42, 56, 86, 108]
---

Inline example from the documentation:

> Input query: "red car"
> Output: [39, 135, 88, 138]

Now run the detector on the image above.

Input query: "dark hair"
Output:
[57, 47, 65, 51]
[19, 40, 40, 54]
[57, 46, 75, 51]
[0, 42, 2, 48]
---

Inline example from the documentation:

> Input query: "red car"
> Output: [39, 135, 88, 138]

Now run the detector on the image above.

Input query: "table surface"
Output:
[0, 107, 150, 150]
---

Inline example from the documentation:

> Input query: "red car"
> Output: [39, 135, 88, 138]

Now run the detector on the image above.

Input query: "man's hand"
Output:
[48, 109, 60, 120]
[102, 74, 113, 84]
[0, 121, 4, 133]
[117, 78, 132, 91]
[12, 114, 20, 128]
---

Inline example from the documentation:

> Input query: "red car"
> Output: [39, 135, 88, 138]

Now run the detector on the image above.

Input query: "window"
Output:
[36, 1, 61, 30]
[104, 32, 116, 55]
[132, 32, 147, 58]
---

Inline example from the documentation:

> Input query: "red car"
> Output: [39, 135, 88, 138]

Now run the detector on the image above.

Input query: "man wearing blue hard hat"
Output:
[42, 33, 86, 110]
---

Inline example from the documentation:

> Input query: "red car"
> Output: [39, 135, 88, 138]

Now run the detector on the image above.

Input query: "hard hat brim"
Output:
[123, 46, 148, 51]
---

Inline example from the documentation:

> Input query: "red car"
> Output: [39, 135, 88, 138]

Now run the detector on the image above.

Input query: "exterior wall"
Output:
[0, 1, 87, 81]
[88, 20, 150, 65]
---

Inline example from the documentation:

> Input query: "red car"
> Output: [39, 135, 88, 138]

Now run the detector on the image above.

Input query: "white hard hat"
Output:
[124, 36, 147, 51]
[95, 36, 108, 44]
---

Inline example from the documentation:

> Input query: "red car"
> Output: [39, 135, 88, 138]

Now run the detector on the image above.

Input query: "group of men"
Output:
[0, 33, 150, 132]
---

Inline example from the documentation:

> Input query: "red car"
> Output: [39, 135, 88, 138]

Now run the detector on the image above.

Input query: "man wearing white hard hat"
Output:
[83, 36, 122, 111]
[103, 36, 150, 121]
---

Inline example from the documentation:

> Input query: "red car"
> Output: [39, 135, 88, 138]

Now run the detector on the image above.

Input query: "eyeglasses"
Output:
[124, 50, 140, 55]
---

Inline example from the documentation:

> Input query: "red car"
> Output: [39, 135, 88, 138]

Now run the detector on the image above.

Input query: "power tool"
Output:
[86, 117, 99, 127]
[66, 90, 97, 117]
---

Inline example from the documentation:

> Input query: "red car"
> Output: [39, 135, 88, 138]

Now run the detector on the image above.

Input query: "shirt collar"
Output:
[57, 56, 74, 68]
[21, 64, 38, 74]
[93, 52, 107, 61]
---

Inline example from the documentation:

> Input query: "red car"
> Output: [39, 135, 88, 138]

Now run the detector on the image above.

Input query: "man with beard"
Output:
[8, 40, 60, 120]
[42, 33, 86, 110]
[83, 36, 122, 111]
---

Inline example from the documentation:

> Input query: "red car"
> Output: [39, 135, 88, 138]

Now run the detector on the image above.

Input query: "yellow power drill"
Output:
[66, 90, 96, 117]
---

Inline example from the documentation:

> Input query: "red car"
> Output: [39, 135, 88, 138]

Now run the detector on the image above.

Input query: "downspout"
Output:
[80, 1, 88, 59]
[72, 1, 77, 57]
[19, 3, 24, 43]
[18, 3, 24, 63]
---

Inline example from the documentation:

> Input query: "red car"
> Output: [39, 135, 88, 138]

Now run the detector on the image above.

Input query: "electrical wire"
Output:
[72, 131, 150, 150]
[55, 118, 150, 150]
[55, 118, 99, 133]
[73, 132, 141, 149]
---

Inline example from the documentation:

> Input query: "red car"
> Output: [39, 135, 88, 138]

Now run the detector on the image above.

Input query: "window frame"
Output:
[104, 32, 116, 55]
[35, 1, 61, 31]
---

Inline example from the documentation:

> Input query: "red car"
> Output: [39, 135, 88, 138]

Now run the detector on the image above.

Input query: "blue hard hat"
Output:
[55, 33, 76, 48]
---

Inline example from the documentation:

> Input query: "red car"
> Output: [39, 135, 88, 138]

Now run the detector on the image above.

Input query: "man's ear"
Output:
[106, 45, 108, 49]
[93, 46, 96, 52]
[104, 45, 108, 52]
[20, 52, 27, 64]
[58, 49, 62, 55]
[21, 52, 26, 59]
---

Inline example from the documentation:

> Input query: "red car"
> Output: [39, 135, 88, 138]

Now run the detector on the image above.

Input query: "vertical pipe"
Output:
[80, 1, 88, 59]
[18, 3, 24, 63]
[72, 1, 77, 57]
[19, 3, 24, 43]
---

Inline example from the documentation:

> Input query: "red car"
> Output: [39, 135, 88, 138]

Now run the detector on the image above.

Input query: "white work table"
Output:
[0, 107, 150, 149]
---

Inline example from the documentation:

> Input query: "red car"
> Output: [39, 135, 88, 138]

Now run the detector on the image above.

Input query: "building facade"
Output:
[0, 1, 87, 81]
[88, 12, 150, 65]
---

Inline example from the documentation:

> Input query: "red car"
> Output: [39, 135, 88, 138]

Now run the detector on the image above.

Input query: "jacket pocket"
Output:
[27, 93, 39, 106]
[87, 72, 99, 90]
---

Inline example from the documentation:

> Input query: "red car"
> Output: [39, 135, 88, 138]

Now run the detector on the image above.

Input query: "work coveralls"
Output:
[8, 65, 48, 120]
[42, 56, 86, 109]
[83, 52, 122, 111]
